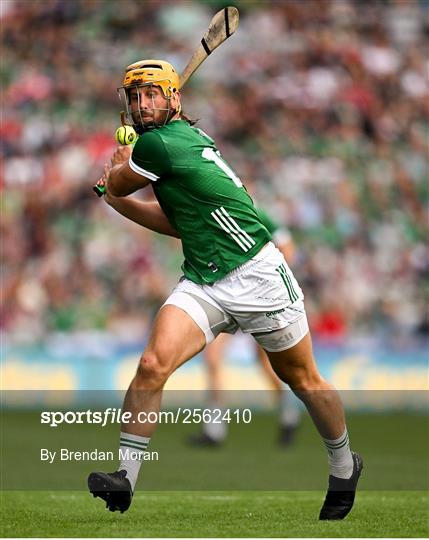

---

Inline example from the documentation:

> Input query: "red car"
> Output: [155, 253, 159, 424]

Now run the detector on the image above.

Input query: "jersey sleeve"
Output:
[129, 131, 171, 181]
[255, 207, 278, 234]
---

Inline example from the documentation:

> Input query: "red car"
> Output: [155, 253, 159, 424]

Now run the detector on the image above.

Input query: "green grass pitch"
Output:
[1, 411, 428, 537]
[1, 490, 428, 537]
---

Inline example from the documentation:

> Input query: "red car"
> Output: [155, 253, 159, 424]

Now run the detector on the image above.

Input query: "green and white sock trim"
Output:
[118, 432, 151, 491]
[323, 428, 353, 479]
[120, 433, 150, 454]
[324, 430, 349, 451]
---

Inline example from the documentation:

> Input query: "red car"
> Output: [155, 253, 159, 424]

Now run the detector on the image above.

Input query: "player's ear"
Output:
[171, 91, 181, 113]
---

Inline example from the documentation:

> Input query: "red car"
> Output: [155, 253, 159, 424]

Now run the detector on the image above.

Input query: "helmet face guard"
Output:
[118, 82, 176, 133]
[118, 60, 180, 133]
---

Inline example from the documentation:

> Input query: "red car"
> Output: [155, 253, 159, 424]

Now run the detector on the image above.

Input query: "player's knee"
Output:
[135, 353, 169, 389]
[287, 367, 324, 393]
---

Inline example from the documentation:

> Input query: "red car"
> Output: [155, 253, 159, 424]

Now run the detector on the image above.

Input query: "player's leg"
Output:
[260, 327, 362, 520]
[265, 331, 345, 439]
[205, 333, 230, 405]
[255, 344, 301, 446]
[88, 304, 206, 512]
[123, 304, 206, 437]
[189, 333, 230, 446]
[205, 242, 361, 519]
[256, 344, 282, 392]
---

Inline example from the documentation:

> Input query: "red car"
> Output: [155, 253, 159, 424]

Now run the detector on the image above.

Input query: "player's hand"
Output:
[95, 164, 115, 204]
[110, 145, 132, 167]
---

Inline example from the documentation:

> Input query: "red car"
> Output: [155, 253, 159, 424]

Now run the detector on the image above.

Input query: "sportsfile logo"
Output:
[40, 407, 252, 427]
[265, 308, 286, 319]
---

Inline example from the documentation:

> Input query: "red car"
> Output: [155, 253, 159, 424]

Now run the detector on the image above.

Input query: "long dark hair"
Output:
[180, 111, 198, 126]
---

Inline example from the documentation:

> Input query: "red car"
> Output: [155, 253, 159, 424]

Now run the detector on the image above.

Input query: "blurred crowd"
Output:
[2, 0, 428, 345]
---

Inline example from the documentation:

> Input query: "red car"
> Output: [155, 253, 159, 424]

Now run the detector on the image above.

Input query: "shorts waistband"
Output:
[220, 242, 275, 280]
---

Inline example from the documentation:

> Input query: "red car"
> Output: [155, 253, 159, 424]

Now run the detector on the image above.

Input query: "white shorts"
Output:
[163, 242, 309, 352]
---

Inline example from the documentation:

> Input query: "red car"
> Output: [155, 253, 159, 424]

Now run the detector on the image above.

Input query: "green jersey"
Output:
[130, 120, 271, 284]
[256, 208, 277, 235]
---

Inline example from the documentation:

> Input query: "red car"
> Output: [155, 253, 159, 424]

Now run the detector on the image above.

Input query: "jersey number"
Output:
[202, 148, 243, 187]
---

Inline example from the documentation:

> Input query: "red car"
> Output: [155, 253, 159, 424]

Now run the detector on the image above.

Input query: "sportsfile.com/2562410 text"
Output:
[40, 408, 252, 427]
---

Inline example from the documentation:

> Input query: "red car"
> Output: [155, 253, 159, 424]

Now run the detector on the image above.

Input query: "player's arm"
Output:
[107, 195, 180, 238]
[105, 130, 169, 197]
[98, 133, 176, 234]
[255, 207, 296, 265]
[96, 164, 179, 238]
[273, 231, 295, 266]
[108, 163, 151, 197]
[106, 147, 151, 197]
[108, 130, 171, 198]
